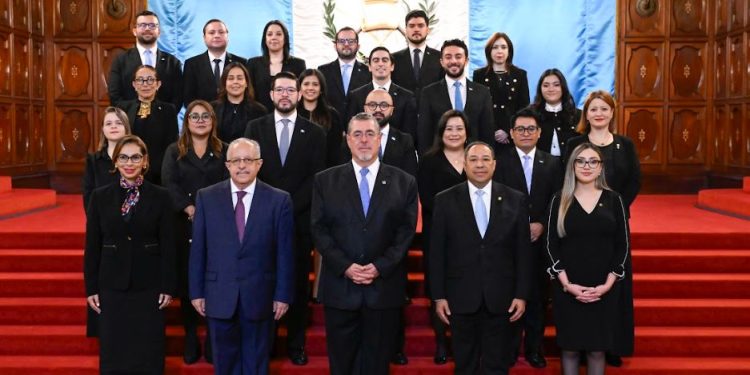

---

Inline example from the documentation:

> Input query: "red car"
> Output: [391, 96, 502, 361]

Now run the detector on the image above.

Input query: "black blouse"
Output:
[82, 149, 119, 212]
[537, 107, 581, 157]
[297, 105, 345, 167]
[212, 99, 268, 144]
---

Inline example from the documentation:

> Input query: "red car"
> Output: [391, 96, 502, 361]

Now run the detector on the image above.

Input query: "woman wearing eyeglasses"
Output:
[545, 143, 633, 375]
[245, 20, 306, 112]
[211, 62, 268, 144]
[297, 69, 344, 167]
[115, 65, 179, 185]
[84, 134, 176, 374]
[161, 100, 228, 364]
[532, 69, 581, 157]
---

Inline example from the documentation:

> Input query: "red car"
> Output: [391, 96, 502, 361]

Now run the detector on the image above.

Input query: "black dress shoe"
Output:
[605, 353, 622, 367]
[183, 336, 201, 364]
[289, 349, 308, 366]
[525, 352, 547, 368]
[434, 344, 447, 365]
[391, 351, 408, 365]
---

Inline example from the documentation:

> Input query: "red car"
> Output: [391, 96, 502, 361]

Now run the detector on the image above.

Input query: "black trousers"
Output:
[324, 305, 400, 375]
[281, 233, 313, 352]
[451, 302, 515, 375]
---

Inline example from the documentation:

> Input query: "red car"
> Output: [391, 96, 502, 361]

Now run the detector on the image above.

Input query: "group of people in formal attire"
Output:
[82, 8, 640, 375]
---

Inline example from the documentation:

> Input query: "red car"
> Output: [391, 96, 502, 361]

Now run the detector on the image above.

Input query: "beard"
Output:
[445, 65, 465, 79]
[136, 34, 157, 46]
[274, 100, 296, 114]
[408, 34, 426, 45]
[376, 114, 392, 127]
[337, 48, 357, 60]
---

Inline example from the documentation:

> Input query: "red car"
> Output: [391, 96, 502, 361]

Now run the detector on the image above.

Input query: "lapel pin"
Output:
[210, 152, 214, 157]
[497, 196, 502, 201]
[469, 87, 474, 91]
[301, 129, 306, 133]
[599, 203, 604, 207]
[513, 78, 517, 82]
[539, 160, 544, 164]
[616, 143, 621, 149]
[382, 180, 387, 185]
[391, 136, 396, 141]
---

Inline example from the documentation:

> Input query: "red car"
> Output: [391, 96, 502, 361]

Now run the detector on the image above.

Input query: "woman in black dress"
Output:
[545, 143, 632, 375]
[211, 62, 267, 143]
[115, 65, 179, 185]
[161, 100, 228, 364]
[298, 68, 344, 167]
[245, 20, 306, 111]
[417, 109, 470, 364]
[84, 135, 176, 374]
[472, 32, 529, 148]
[532, 69, 581, 157]
[83, 107, 131, 213]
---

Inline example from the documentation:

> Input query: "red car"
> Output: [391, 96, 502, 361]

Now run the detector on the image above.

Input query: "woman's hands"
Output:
[558, 271, 614, 303]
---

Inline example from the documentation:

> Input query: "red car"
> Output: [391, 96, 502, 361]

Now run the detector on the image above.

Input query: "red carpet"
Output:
[0, 194, 749, 374]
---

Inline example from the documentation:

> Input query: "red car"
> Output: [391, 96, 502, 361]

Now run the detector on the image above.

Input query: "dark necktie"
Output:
[213, 58, 221, 88]
[412, 49, 421, 81]
[235, 191, 247, 242]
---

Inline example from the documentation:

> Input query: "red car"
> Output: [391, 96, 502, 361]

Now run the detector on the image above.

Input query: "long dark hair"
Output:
[297, 69, 333, 131]
[533, 68, 577, 121]
[177, 100, 223, 160]
[425, 110, 471, 156]
[483, 32, 515, 73]
[217, 62, 257, 104]
[261, 20, 291, 62]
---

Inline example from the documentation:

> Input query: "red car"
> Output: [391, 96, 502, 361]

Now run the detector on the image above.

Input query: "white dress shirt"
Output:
[230, 179, 257, 224]
[207, 51, 228, 77]
[274, 111, 298, 146]
[468, 181, 492, 220]
[372, 80, 392, 92]
[352, 159, 380, 198]
[380, 124, 390, 156]
[446, 76, 468, 110]
[136, 43, 159, 66]
[409, 46, 425, 68]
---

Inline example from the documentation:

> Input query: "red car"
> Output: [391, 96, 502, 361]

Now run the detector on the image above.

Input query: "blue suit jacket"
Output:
[189, 179, 295, 320]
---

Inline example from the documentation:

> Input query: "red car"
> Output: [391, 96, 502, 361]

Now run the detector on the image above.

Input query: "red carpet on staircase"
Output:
[0, 194, 749, 374]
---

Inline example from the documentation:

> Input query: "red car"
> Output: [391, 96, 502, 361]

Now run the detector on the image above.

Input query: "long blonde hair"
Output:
[557, 143, 610, 237]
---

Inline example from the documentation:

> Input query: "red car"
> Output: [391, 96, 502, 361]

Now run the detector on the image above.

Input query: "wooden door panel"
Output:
[669, 107, 705, 164]
[670, 43, 706, 99]
[625, 107, 662, 164]
[56, 107, 92, 162]
[625, 43, 664, 100]
[672, 0, 707, 35]
[54, 44, 92, 100]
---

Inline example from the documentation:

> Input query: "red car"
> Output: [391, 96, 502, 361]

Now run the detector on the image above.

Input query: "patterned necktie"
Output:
[359, 168, 370, 215]
[522, 155, 532, 193]
[144, 49, 154, 67]
[235, 191, 247, 242]
[279, 119, 291, 166]
[412, 49, 421, 81]
[474, 190, 488, 237]
[453, 81, 464, 111]
[342, 64, 351, 94]
[213, 58, 222, 88]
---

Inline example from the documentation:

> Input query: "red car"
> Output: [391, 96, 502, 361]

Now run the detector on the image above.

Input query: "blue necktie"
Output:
[342, 64, 351, 94]
[453, 81, 464, 111]
[279, 119, 290, 166]
[144, 49, 154, 67]
[359, 168, 370, 215]
[522, 155, 532, 194]
[474, 190, 488, 237]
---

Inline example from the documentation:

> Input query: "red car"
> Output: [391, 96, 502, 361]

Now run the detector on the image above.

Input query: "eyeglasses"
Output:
[512, 126, 539, 135]
[188, 112, 211, 122]
[365, 102, 393, 111]
[336, 38, 357, 45]
[574, 158, 601, 168]
[273, 87, 298, 95]
[117, 154, 144, 163]
[136, 23, 159, 30]
[134, 77, 157, 85]
[227, 157, 261, 166]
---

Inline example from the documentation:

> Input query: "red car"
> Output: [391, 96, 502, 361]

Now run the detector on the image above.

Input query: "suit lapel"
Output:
[284, 117, 311, 170]
[456, 182, 483, 240]
[382, 131, 398, 163]
[507, 150, 528, 194]
[464, 82, 479, 113]
[260, 116, 283, 168]
[530, 150, 546, 196]
[365, 166, 391, 223]
[436, 80, 452, 111]
[328, 61, 345, 97]
[485, 183, 505, 238]
[240, 181, 268, 252]
[342, 164, 366, 222]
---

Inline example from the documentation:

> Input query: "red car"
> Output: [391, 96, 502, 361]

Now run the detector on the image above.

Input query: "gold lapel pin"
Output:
[497, 196, 502, 201]
[382, 180, 387, 184]
[301, 129, 306, 133]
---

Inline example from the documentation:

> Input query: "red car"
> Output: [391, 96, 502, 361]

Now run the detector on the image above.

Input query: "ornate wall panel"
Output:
[728, 105, 744, 165]
[669, 107, 705, 163]
[55, 0, 91, 37]
[30, 0, 42, 34]
[0, 102, 11, 165]
[14, 103, 28, 163]
[54, 44, 92, 100]
[97, 0, 134, 37]
[729, 35, 744, 96]
[626, 0, 664, 36]
[0, 1, 10, 28]
[31, 38, 43, 99]
[729, 0, 745, 30]
[746, 104, 750, 166]
[13, 36, 28, 97]
[97, 43, 128, 102]
[625, 43, 664, 100]
[12, 0, 27, 31]
[0, 32, 10, 96]
[670, 43, 706, 99]
[713, 105, 728, 165]
[673, 0, 707, 35]
[31, 104, 43, 163]
[716, 38, 727, 98]
[717, 0, 729, 33]
[55, 107, 91, 162]
[625, 107, 662, 164]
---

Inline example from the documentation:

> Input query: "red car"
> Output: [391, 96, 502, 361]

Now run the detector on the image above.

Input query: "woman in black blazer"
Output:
[297, 68, 344, 167]
[532, 69, 581, 157]
[84, 135, 176, 374]
[211, 62, 267, 144]
[245, 20, 306, 111]
[472, 32, 530, 148]
[162, 100, 228, 364]
[417, 109, 470, 364]
[115, 65, 179, 185]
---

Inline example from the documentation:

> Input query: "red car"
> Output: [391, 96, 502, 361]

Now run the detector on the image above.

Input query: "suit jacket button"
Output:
[493, 104, 497, 108]
[127, 236, 132, 241]
[362, 227, 367, 232]
[500, 105, 505, 109]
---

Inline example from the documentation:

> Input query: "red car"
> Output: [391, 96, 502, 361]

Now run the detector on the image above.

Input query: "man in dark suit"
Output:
[108, 10, 183, 110]
[318, 27, 371, 117]
[391, 10, 444, 96]
[417, 39, 495, 154]
[244, 71, 327, 366]
[346, 47, 418, 140]
[311, 113, 418, 375]
[493, 107, 563, 368]
[183, 19, 247, 105]
[189, 138, 294, 375]
[429, 141, 532, 375]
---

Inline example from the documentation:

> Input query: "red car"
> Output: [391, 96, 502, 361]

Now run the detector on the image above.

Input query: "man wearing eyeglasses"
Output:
[189, 138, 295, 375]
[108, 10, 183, 110]
[318, 27, 372, 118]
[312, 113, 417, 375]
[345, 47, 418, 141]
[493, 106, 563, 369]
[243, 71, 326, 366]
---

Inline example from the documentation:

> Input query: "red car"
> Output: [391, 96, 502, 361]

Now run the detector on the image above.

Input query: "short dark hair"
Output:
[405, 10, 429, 26]
[202, 19, 227, 35]
[135, 10, 159, 22]
[132, 65, 159, 81]
[369, 46, 393, 63]
[271, 71, 300, 90]
[465, 141, 495, 160]
[511, 106, 541, 129]
[335, 27, 359, 42]
[441, 39, 468, 57]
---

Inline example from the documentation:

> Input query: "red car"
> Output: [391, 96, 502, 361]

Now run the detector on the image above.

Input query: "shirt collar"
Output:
[352, 158, 380, 179]
[446, 75, 467, 88]
[230, 178, 257, 195]
[207, 50, 227, 62]
[274, 110, 297, 124]
[339, 58, 356, 67]
[373, 80, 392, 91]
[136, 43, 158, 56]
[515, 147, 536, 159]
[545, 102, 563, 112]
[468, 180, 492, 197]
